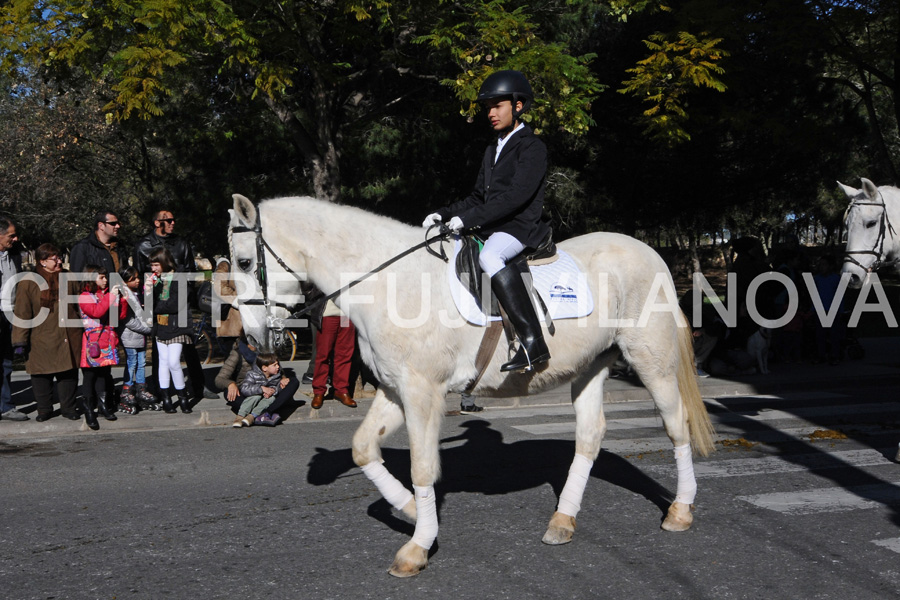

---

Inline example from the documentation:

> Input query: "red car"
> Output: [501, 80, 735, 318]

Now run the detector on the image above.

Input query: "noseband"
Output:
[843, 199, 898, 273]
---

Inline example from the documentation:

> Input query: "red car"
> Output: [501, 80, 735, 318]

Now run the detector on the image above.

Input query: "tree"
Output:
[1, 0, 603, 205]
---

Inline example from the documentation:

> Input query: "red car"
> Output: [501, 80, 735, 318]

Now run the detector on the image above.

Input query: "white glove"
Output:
[422, 213, 442, 228]
[447, 216, 464, 233]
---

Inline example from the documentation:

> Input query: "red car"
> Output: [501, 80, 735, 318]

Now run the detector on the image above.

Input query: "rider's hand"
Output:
[422, 213, 442, 228]
[447, 216, 464, 233]
[262, 386, 275, 398]
[280, 377, 289, 389]
[226, 382, 239, 402]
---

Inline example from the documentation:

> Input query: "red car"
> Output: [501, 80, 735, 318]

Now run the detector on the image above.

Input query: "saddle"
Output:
[454, 231, 557, 318]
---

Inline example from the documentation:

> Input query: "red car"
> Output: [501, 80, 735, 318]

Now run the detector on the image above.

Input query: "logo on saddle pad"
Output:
[549, 283, 577, 303]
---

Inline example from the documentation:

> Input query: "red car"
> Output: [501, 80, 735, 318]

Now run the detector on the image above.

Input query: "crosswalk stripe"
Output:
[737, 481, 900, 515]
[645, 449, 892, 478]
[511, 402, 896, 436]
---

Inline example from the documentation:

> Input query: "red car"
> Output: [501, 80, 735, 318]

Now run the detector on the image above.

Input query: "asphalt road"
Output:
[2, 382, 900, 599]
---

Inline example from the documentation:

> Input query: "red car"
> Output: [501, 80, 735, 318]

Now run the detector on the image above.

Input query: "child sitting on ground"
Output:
[233, 352, 283, 427]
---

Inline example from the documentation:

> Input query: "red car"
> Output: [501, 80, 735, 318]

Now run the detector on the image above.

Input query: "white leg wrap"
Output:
[360, 461, 414, 512]
[674, 443, 697, 505]
[410, 485, 439, 550]
[557, 453, 593, 518]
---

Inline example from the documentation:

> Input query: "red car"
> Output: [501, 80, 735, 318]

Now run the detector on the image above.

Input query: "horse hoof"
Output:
[661, 502, 694, 532]
[388, 541, 428, 578]
[541, 511, 576, 545]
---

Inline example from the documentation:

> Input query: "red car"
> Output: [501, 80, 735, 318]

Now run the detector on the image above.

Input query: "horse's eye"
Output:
[865, 220, 878, 229]
[238, 259, 252, 271]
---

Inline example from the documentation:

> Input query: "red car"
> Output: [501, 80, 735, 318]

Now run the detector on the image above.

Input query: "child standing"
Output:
[118, 266, 158, 413]
[149, 247, 193, 414]
[233, 352, 282, 427]
[79, 264, 128, 429]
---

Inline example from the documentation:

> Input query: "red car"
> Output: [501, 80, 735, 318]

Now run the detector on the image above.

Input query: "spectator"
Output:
[211, 257, 242, 343]
[78, 264, 128, 430]
[215, 334, 299, 426]
[134, 208, 217, 401]
[11, 244, 83, 423]
[148, 247, 193, 414]
[812, 254, 847, 365]
[232, 352, 289, 427]
[118, 266, 159, 412]
[311, 299, 357, 409]
[69, 209, 129, 275]
[0, 216, 25, 421]
[460, 392, 483, 414]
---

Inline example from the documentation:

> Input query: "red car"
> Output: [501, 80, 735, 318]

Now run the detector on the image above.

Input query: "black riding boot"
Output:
[96, 393, 117, 421]
[81, 396, 99, 431]
[161, 390, 177, 414]
[491, 263, 550, 372]
[177, 388, 192, 414]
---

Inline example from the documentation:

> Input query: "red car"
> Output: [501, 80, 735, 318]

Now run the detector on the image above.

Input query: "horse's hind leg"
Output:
[622, 330, 697, 532]
[543, 352, 614, 545]
[353, 387, 416, 519]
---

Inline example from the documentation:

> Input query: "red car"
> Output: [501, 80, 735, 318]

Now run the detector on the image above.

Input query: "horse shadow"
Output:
[307, 419, 674, 536]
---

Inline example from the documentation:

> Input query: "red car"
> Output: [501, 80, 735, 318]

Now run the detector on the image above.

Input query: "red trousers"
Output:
[313, 316, 356, 395]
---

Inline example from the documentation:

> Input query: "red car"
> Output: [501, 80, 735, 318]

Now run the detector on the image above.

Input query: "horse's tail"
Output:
[676, 311, 716, 457]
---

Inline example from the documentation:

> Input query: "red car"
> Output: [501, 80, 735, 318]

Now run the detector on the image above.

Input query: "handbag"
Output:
[86, 330, 102, 359]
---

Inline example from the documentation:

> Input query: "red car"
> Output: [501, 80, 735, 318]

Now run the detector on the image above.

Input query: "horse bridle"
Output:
[843, 197, 898, 273]
[229, 210, 452, 329]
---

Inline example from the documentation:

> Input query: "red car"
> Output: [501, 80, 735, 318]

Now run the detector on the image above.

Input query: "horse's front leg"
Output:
[543, 359, 610, 545]
[388, 379, 445, 578]
[353, 387, 416, 519]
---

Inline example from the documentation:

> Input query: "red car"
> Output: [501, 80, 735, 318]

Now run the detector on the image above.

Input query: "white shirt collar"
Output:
[494, 122, 525, 163]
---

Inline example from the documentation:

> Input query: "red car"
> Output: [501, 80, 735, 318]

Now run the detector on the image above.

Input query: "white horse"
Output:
[840, 178, 900, 288]
[228, 194, 715, 577]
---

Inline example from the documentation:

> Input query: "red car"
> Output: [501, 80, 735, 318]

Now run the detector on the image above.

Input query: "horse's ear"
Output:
[232, 194, 257, 228]
[837, 181, 858, 199]
[860, 178, 880, 200]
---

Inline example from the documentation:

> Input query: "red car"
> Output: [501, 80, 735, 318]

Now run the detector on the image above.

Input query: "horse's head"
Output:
[840, 178, 896, 289]
[228, 193, 306, 351]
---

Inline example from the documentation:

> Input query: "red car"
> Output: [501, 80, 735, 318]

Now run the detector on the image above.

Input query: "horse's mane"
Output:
[259, 196, 418, 244]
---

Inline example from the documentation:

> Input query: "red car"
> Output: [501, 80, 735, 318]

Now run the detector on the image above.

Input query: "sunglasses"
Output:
[104, 221, 120, 227]
[158, 218, 175, 223]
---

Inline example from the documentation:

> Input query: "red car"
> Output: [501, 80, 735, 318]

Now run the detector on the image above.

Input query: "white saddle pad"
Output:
[447, 238, 594, 326]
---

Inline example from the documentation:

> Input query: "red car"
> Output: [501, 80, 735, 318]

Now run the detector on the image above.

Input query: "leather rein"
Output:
[229, 213, 452, 327]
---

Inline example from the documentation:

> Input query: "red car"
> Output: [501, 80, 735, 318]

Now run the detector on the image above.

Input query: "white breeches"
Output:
[479, 232, 525, 277]
[156, 341, 185, 390]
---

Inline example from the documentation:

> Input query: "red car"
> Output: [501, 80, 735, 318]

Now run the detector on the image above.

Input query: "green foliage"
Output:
[416, 0, 603, 136]
[618, 31, 728, 145]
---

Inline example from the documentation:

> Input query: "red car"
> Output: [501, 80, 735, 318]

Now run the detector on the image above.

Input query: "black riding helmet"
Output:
[477, 70, 533, 120]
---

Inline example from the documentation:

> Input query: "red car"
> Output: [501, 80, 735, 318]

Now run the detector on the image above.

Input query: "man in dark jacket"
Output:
[133, 209, 195, 275]
[69, 210, 129, 274]
[0, 216, 25, 421]
[422, 70, 551, 373]
[134, 209, 217, 402]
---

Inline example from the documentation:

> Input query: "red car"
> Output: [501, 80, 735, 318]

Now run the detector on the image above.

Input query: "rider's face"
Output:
[485, 98, 523, 133]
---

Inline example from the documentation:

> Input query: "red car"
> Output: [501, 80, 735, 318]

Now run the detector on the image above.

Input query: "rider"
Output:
[423, 69, 551, 372]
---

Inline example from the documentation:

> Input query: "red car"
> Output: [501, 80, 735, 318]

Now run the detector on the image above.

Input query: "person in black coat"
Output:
[134, 208, 217, 402]
[423, 70, 550, 372]
[69, 210, 129, 275]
